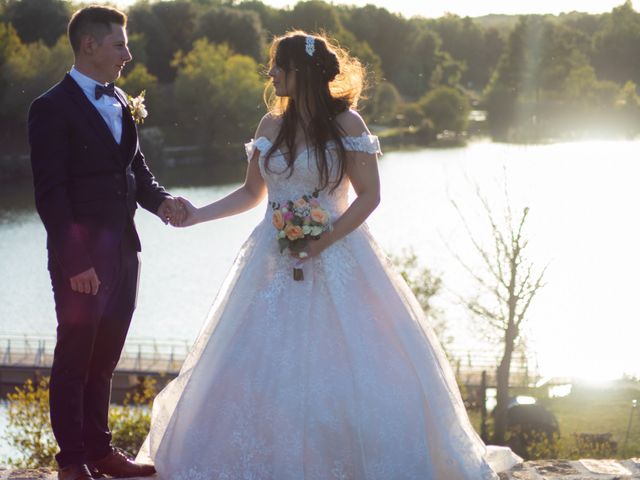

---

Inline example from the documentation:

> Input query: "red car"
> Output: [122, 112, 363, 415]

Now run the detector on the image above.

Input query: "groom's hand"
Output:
[70, 267, 101, 295]
[157, 197, 186, 225]
[169, 197, 199, 227]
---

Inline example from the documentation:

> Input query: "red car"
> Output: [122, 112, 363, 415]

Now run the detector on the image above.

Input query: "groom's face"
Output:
[89, 23, 132, 83]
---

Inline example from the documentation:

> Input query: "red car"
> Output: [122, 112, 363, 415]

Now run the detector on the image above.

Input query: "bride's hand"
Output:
[170, 197, 199, 227]
[290, 234, 331, 261]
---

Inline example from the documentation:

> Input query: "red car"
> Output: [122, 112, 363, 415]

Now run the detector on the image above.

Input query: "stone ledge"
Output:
[1, 459, 639, 479]
[500, 459, 640, 479]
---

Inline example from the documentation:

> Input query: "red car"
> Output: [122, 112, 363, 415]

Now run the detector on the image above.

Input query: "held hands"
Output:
[157, 197, 187, 225]
[158, 196, 199, 228]
[170, 197, 199, 227]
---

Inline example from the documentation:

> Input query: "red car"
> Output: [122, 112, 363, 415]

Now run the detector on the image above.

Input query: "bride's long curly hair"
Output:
[264, 30, 365, 192]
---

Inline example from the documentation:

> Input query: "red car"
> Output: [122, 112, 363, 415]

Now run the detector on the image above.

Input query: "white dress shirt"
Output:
[69, 66, 123, 144]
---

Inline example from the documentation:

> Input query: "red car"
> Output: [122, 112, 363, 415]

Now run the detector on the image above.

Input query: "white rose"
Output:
[310, 226, 324, 236]
[302, 225, 312, 235]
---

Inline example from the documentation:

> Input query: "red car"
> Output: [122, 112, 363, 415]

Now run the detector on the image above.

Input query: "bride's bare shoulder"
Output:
[254, 112, 282, 141]
[335, 109, 370, 137]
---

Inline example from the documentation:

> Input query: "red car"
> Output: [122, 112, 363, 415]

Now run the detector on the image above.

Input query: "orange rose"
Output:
[272, 210, 285, 230]
[294, 198, 308, 209]
[284, 224, 304, 241]
[310, 207, 328, 224]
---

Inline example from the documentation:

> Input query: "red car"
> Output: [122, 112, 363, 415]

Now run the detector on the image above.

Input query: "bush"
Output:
[419, 85, 471, 134]
[506, 427, 559, 460]
[108, 377, 157, 457]
[6, 377, 57, 468]
[390, 249, 449, 350]
[5, 376, 158, 467]
[571, 433, 618, 458]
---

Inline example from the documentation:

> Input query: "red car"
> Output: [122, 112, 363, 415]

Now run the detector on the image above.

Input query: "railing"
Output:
[0, 334, 545, 385]
[448, 347, 541, 387]
[0, 334, 191, 374]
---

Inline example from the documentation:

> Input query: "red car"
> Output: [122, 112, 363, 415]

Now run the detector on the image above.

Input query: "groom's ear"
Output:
[79, 34, 96, 55]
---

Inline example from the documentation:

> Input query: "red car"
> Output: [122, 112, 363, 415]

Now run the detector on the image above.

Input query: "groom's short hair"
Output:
[68, 6, 127, 53]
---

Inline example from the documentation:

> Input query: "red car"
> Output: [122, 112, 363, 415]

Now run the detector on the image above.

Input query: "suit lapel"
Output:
[62, 74, 120, 156]
[115, 88, 138, 164]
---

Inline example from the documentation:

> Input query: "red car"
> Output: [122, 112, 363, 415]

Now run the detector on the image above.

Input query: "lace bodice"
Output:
[245, 133, 381, 218]
[137, 130, 521, 480]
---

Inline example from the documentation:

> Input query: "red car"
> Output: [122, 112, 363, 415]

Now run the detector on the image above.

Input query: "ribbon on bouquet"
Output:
[293, 258, 305, 281]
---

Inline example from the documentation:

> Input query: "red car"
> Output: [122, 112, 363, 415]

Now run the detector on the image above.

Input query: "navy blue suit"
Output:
[28, 74, 170, 467]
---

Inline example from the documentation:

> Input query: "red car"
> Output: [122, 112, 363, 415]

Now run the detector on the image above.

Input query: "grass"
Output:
[543, 383, 640, 459]
[466, 381, 640, 459]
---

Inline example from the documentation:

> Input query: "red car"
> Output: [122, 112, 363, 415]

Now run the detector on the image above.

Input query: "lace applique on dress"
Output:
[340, 132, 382, 155]
[244, 136, 273, 162]
[138, 130, 522, 480]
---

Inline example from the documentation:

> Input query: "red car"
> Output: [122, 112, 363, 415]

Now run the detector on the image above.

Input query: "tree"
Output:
[2, 35, 72, 120]
[172, 39, 265, 150]
[0, 21, 22, 117]
[285, 0, 342, 34]
[367, 81, 402, 125]
[391, 249, 449, 350]
[429, 14, 498, 91]
[483, 15, 593, 139]
[117, 63, 161, 122]
[341, 5, 411, 85]
[195, 6, 265, 61]
[128, 0, 198, 83]
[419, 85, 470, 134]
[615, 80, 640, 137]
[395, 26, 446, 98]
[592, 1, 640, 85]
[3, 0, 70, 46]
[236, 0, 284, 36]
[451, 185, 546, 445]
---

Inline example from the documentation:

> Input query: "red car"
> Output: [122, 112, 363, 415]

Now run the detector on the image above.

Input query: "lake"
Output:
[1, 140, 639, 382]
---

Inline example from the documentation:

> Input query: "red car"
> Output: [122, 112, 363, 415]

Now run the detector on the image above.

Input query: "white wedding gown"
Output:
[136, 134, 521, 479]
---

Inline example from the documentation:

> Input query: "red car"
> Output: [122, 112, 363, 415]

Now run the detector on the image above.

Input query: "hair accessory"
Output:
[305, 36, 315, 57]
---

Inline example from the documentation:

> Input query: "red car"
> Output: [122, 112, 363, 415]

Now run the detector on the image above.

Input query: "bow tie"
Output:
[95, 83, 116, 100]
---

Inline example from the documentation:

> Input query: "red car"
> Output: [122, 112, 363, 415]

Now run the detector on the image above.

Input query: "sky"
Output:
[108, 0, 632, 19]
[262, 0, 630, 18]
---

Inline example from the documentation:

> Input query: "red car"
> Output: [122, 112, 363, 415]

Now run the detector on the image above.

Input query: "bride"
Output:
[136, 30, 521, 479]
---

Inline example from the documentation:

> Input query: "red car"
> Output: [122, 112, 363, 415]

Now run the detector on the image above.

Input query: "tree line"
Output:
[2, 0, 640, 162]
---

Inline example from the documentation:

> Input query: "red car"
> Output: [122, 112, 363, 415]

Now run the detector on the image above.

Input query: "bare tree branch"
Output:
[451, 179, 547, 444]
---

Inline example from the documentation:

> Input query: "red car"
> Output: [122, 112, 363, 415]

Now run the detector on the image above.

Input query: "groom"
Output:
[28, 6, 183, 480]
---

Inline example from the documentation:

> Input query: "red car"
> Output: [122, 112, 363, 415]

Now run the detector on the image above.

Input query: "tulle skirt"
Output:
[136, 214, 520, 479]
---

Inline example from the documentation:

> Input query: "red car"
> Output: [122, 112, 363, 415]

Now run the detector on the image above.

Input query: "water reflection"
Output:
[1, 141, 639, 382]
[0, 180, 35, 219]
[0, 161, 247, 219]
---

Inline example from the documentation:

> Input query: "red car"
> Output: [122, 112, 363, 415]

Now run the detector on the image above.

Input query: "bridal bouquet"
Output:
[271, 190, 332, 281]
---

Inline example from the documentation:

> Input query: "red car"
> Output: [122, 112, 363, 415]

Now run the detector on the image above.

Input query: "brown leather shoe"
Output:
[88, 447, 156, 478]
[87, 464, 106, 478]
[58, 464, 94, 480]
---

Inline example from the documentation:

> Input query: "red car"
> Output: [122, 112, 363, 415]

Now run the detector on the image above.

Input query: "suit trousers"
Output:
[48, 231, 140, 468]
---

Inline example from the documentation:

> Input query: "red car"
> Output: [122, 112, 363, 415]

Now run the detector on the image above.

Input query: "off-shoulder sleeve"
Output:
[341, 133, 382, 155]
[244, 136, 273, 162]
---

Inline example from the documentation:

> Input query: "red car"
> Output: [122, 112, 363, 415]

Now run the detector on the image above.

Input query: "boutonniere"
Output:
[127, 90, 148, 125]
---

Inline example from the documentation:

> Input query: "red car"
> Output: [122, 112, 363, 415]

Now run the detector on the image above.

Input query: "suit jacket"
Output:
[28, 73, 170, 279]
